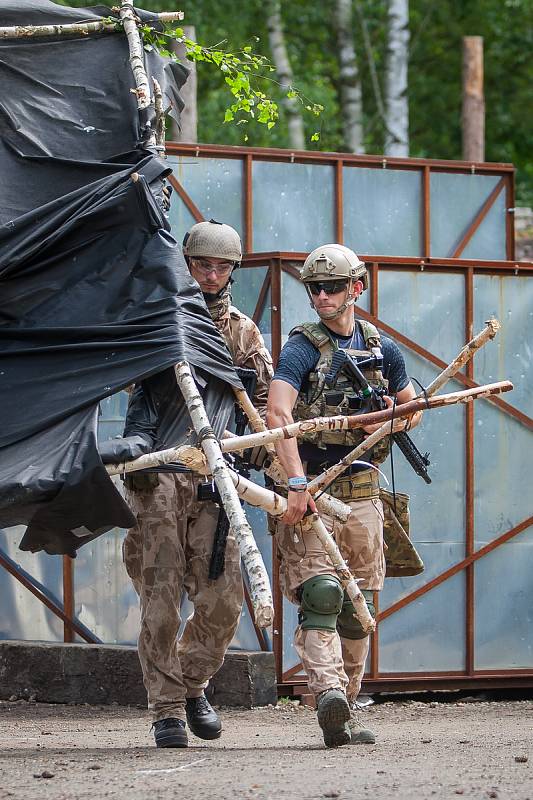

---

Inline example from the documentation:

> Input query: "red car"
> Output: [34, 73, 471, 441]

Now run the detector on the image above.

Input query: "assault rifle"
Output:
[198, 367, 258, 579]
[325, 350, 432, 484]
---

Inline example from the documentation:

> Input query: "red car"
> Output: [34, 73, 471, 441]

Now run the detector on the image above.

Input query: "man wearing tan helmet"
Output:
[267, 243, 423, 748]
[123, 220, 272, 749]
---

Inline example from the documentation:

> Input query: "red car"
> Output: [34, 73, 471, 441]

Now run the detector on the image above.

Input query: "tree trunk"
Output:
[334, 0, 364, 153]
[384, 0, 409, 156]
[170, 25, 197, 143]
[462, 36, 485, 162]
[265, 0, 305, 150]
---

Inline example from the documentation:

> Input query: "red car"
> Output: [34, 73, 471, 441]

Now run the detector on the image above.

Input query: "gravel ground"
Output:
[0, 698, 531, 800]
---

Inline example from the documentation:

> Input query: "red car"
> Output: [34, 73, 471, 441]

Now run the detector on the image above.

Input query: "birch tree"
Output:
[384, 0, 410, 156]
[170, 25, 198, 143]
[334, 0, 364, 153]
[265, 0, 305, 150]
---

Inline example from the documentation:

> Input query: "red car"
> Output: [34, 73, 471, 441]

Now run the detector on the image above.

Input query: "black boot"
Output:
[153, 718, 188, 748]
[185, 695, 222, 740]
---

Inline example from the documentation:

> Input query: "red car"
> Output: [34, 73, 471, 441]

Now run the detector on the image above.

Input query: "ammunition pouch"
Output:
[316, 467, 380, 501]
[123, 472, 160, 492]
[380, 488, 424, 577]
[337, 589, 375, 640]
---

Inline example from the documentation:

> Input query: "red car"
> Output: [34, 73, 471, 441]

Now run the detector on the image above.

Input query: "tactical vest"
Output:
[291, 320, 391, 465]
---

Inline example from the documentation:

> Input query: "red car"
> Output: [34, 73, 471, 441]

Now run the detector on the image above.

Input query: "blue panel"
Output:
[379, 571, 466, 672]
[0, 526, 64, 642]
[381, 541, 465, 611]
[379, 270, 465, 363]
[282, 596, 301, 672]
[252, 161, 335, 252]
[430, 173, 505, 258]
[474, 537, 533, 669]
[98, 391, 129, 442]
[462, 190, 507, 260]
[473, 274, 532, 417]
[343, 167, 421, 257]
[232, 266, 268, 319]
[474, 401, 533, 547]
[167, 155, 243, 241]
[167, 194, 196, 245]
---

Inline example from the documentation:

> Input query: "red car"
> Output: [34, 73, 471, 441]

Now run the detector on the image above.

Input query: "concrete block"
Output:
[0, 641, 276, 708]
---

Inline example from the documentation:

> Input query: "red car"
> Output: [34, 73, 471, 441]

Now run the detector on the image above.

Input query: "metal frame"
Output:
[2, 143, 531, 694]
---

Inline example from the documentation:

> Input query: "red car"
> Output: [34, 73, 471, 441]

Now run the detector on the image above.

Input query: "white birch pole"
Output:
[0, 12, 184, 40]
[229, 472, 375, 633]
[174, 362, 273, 629]
[334, 0, 364, 153]
[120, 0, 151, 111]
[384, 0, 410, 156]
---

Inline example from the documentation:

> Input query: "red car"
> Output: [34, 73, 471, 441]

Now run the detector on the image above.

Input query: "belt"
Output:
[307, 467, 380, 501]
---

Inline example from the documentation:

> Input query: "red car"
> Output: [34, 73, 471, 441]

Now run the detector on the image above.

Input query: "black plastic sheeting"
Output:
[0, 2, 242, 555]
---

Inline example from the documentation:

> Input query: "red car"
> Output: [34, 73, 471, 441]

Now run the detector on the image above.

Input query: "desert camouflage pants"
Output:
[274, 496, 384, 700]
[123, 472, 243, 722]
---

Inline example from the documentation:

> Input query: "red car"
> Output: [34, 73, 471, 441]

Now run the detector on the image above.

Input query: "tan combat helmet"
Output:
[301, 243, 368, 320]
[183, 219, 242, 264]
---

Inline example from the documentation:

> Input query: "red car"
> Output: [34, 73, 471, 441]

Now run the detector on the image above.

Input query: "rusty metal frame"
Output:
[3, 143, 531, 691]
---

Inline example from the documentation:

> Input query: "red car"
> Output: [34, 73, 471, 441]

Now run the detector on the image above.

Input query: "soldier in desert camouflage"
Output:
[267, 244, 424, 748]
[123, 221, 273, 748]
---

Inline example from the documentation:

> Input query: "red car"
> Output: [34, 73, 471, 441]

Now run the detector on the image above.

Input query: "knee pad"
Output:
[337, 590, 376, 640]
[299, 575, 344, 632]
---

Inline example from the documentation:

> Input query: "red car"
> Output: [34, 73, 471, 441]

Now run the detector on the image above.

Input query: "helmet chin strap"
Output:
[306, 281, 357, 321]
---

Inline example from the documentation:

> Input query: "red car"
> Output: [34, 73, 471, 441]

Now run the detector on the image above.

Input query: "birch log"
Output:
[0, 12, 184, 40]
[175, 362, 273, 628]
[229, 471, 375, 633]
[221, 380, 512, 455]
[232, 387, 351, 523]
[120, 0, 151, 111]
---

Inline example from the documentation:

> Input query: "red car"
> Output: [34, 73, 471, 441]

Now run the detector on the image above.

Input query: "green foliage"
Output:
[47, 0, 533, 203]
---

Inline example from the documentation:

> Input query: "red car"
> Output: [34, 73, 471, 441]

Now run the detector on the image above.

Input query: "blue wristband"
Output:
[287, 476, 308, 488]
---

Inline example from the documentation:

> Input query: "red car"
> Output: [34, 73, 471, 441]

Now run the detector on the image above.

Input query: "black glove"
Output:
[98, 434, 152, 464]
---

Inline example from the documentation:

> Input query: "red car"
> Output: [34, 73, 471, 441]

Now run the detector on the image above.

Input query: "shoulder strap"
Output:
[358, 319, 381, 347]
[289, 322, 331, 350]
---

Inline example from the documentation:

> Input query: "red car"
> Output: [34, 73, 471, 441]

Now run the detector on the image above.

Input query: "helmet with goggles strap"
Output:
[301, 244, 367, 289]
[183, 219, 242, 264]
[301, 243, 367, 320]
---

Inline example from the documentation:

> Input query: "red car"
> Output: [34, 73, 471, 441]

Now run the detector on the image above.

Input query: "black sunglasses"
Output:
[308, 279, 349, 296]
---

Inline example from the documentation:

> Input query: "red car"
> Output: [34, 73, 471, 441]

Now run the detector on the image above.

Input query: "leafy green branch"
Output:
[139, 23, 323, 139]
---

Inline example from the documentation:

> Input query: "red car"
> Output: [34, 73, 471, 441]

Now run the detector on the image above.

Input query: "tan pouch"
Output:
[380, 487, 424, 577]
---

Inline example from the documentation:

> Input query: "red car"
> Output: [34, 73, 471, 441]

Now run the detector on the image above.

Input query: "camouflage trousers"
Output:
[274, 496, 384, 700]
[123, 472, 244, 722]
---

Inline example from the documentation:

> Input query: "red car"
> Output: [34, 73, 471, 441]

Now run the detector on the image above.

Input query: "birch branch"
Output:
[308, 319, 506, 495]
[231, 387, 351, 523]
[230, 470, 375, 634]
[221, 380, 512, 455]
[152, 77, 165, 150]
[0, 12, 184, 40]
[120, 0, 151, 111]
[425, 318, 500, 396]
[175, 362, 273, 629]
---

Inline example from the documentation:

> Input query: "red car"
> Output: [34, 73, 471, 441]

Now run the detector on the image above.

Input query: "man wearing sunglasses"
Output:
[123, 220, 272, 749]
[267, 243, 423, 748]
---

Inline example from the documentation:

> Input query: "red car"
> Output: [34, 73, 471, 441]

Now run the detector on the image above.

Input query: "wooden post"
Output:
[462, 36, 485, 162]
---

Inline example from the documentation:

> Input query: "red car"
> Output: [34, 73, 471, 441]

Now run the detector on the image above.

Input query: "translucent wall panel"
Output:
[167, 195, 196, 244]
[280, 269, 369, 346]
[474, 402, 533, 547]
[232, 266, 267, 320]
[473, 275, 532, 417]
[474, 538, 533, 669]
[252, 162, 334, 252]
[0, 526, 63, 641]
[379, 572, 465, 672]
[343, 167, 421, 256]
[167, 156, 243, 241]
[430, 173, 505, 259]
[379, 269, 465, 363]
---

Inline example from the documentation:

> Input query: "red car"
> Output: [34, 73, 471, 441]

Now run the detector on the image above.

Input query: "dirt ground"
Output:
[0, 697, 531, 800]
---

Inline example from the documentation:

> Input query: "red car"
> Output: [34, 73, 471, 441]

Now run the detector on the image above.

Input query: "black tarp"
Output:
[0, 1, 242, 555]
